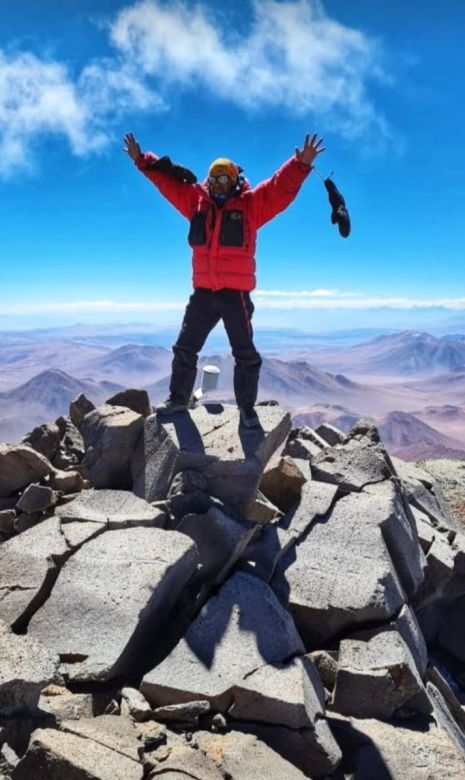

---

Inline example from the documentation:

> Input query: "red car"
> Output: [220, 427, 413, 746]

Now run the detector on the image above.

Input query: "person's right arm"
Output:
[123, 132, 198, 219]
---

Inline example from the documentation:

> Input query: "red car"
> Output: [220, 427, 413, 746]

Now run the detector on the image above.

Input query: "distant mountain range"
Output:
[0, 327, 464, 461]
[286, 330, 465, 377]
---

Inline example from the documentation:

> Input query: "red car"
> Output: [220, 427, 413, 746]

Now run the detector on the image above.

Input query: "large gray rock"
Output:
[417, 532, 465, 608]
[228, 655, 341, 773]
[193, 730, 310, 780]
[16, 483, 57, 514]
[0, 444, 52, 498]
[0, 516, 101, 631]
[142, 571, 305, 711]
[12, 724, 143, 780]
[241, 523, 294, 582]
[146, 744, 224, 779]
[311, 440, 393, 492]
[54, 416, 85, 466]
[178, 507, 260, 584]
[28, 527, 198, 680]
[38, 684, 94, 722]
[49, 467, 84, 494]
[362, 479, 425, 597]
[105, 388, 152, 418]
[55, 488, 166, 529]
[332, 630, 430, 719]
[21, 422, 61, 463]
[315, 422, 345, 446]
[331, 714, 465, 780]
[392, 457, 458, 532]
[60, 715, 141, 762]
[69, 392, 95, 429]
[0, 621, 59, 716]
[81, 404, 144, 489]
[271, 492, 405, 647]
[241, 480, 338, 584]
[284, 479, 338, 541]
[131, 404, 291, 512]
[283, 427, 327, 461]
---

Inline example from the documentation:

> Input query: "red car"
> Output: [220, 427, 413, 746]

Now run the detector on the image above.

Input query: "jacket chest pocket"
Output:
[220, 210, 244, 247]
[188, 211, 207, 246]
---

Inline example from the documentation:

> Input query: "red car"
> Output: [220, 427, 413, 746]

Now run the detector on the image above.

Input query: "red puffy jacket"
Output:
[136, 153, 311, 291]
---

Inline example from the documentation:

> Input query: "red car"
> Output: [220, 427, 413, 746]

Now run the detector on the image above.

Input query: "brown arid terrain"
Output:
[1, 328, 465, 462]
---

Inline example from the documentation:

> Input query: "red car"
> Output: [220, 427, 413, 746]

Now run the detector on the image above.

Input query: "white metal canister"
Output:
[200, 364, 221, 394]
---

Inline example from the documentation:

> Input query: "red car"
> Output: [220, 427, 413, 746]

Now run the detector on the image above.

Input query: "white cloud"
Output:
[2, 292, 465, 316]
[0, 300, 185, 314]
[254, 290, 465, 310]
[111, 0, 388, 136]
[0, 0, 389, 177]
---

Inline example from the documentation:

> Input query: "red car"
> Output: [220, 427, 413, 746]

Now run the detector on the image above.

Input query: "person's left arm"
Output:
[252, 133, 325, 228]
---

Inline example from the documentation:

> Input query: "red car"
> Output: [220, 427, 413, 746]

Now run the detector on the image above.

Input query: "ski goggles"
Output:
[208, 174, 231, 185]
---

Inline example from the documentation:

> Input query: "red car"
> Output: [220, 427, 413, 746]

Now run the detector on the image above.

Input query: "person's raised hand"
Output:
[123, 132, 142, 162]
[295, 133, 325, 166]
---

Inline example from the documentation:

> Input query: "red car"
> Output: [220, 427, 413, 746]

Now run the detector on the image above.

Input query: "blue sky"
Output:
[1, 0, 464, 332]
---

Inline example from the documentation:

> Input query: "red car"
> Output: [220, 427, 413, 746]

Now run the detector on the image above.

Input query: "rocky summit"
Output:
[1, 393, 465, 779]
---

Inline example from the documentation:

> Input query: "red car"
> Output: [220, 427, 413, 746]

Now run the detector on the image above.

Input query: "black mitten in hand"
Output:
[146, 155, 197, 184]
[324, 178, 351, 238]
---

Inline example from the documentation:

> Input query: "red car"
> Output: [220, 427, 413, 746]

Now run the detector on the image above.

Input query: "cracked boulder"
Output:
[310, 438, 393, 492]
[332, 630, 430, 719]
[81, 404, 144, 489]
[178, 506, 260, 585]
[0, 444, 52, 499]
[362, 479, 425, 597]
[27, 527, 198, 681]
[55, 488, 166, 529]
[241, 480, 338, 584]
[21, 422, 61, 463]
[228, 655, 341, 774]
[331, 714, 465, 780]
[12, 718, 143, 780]
[271, 491, 405, 647]
[192, 731, 311, 780]
[0, 621, 59, 716]
[0, 516, 102, 631]
[141, 571, 305, 712]
[131, 404, 291, 513]
[105, 388, 152, 418]
[69, 393, 96, 430]
[392, 457, 458, 532]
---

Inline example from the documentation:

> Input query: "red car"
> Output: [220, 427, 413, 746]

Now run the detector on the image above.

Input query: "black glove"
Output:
[146, 155, 197, 184]
[324, 178, 351, 238]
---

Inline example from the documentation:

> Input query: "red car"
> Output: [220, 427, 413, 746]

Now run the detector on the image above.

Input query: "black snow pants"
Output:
[169, 288, 262, 407]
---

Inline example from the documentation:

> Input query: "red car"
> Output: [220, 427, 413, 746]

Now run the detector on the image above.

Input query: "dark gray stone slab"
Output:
[311, 441, 393, 492]
[12, 725, 143, 780]
[55, 488, 166, 529]
[82, 404, 144, 489]
[142, 571, 305, 711]
[178, 507, 260, 584]
[0, 444, 52, 499]
[0, 621, 59, 716]
[271, 492, 405, 647]
[132, 404, 291, 513]
[362, 480, 425, 597]
[28, 527, 198, 681]
[332, 631, 429, 719]
[0, 517, 74, 630]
